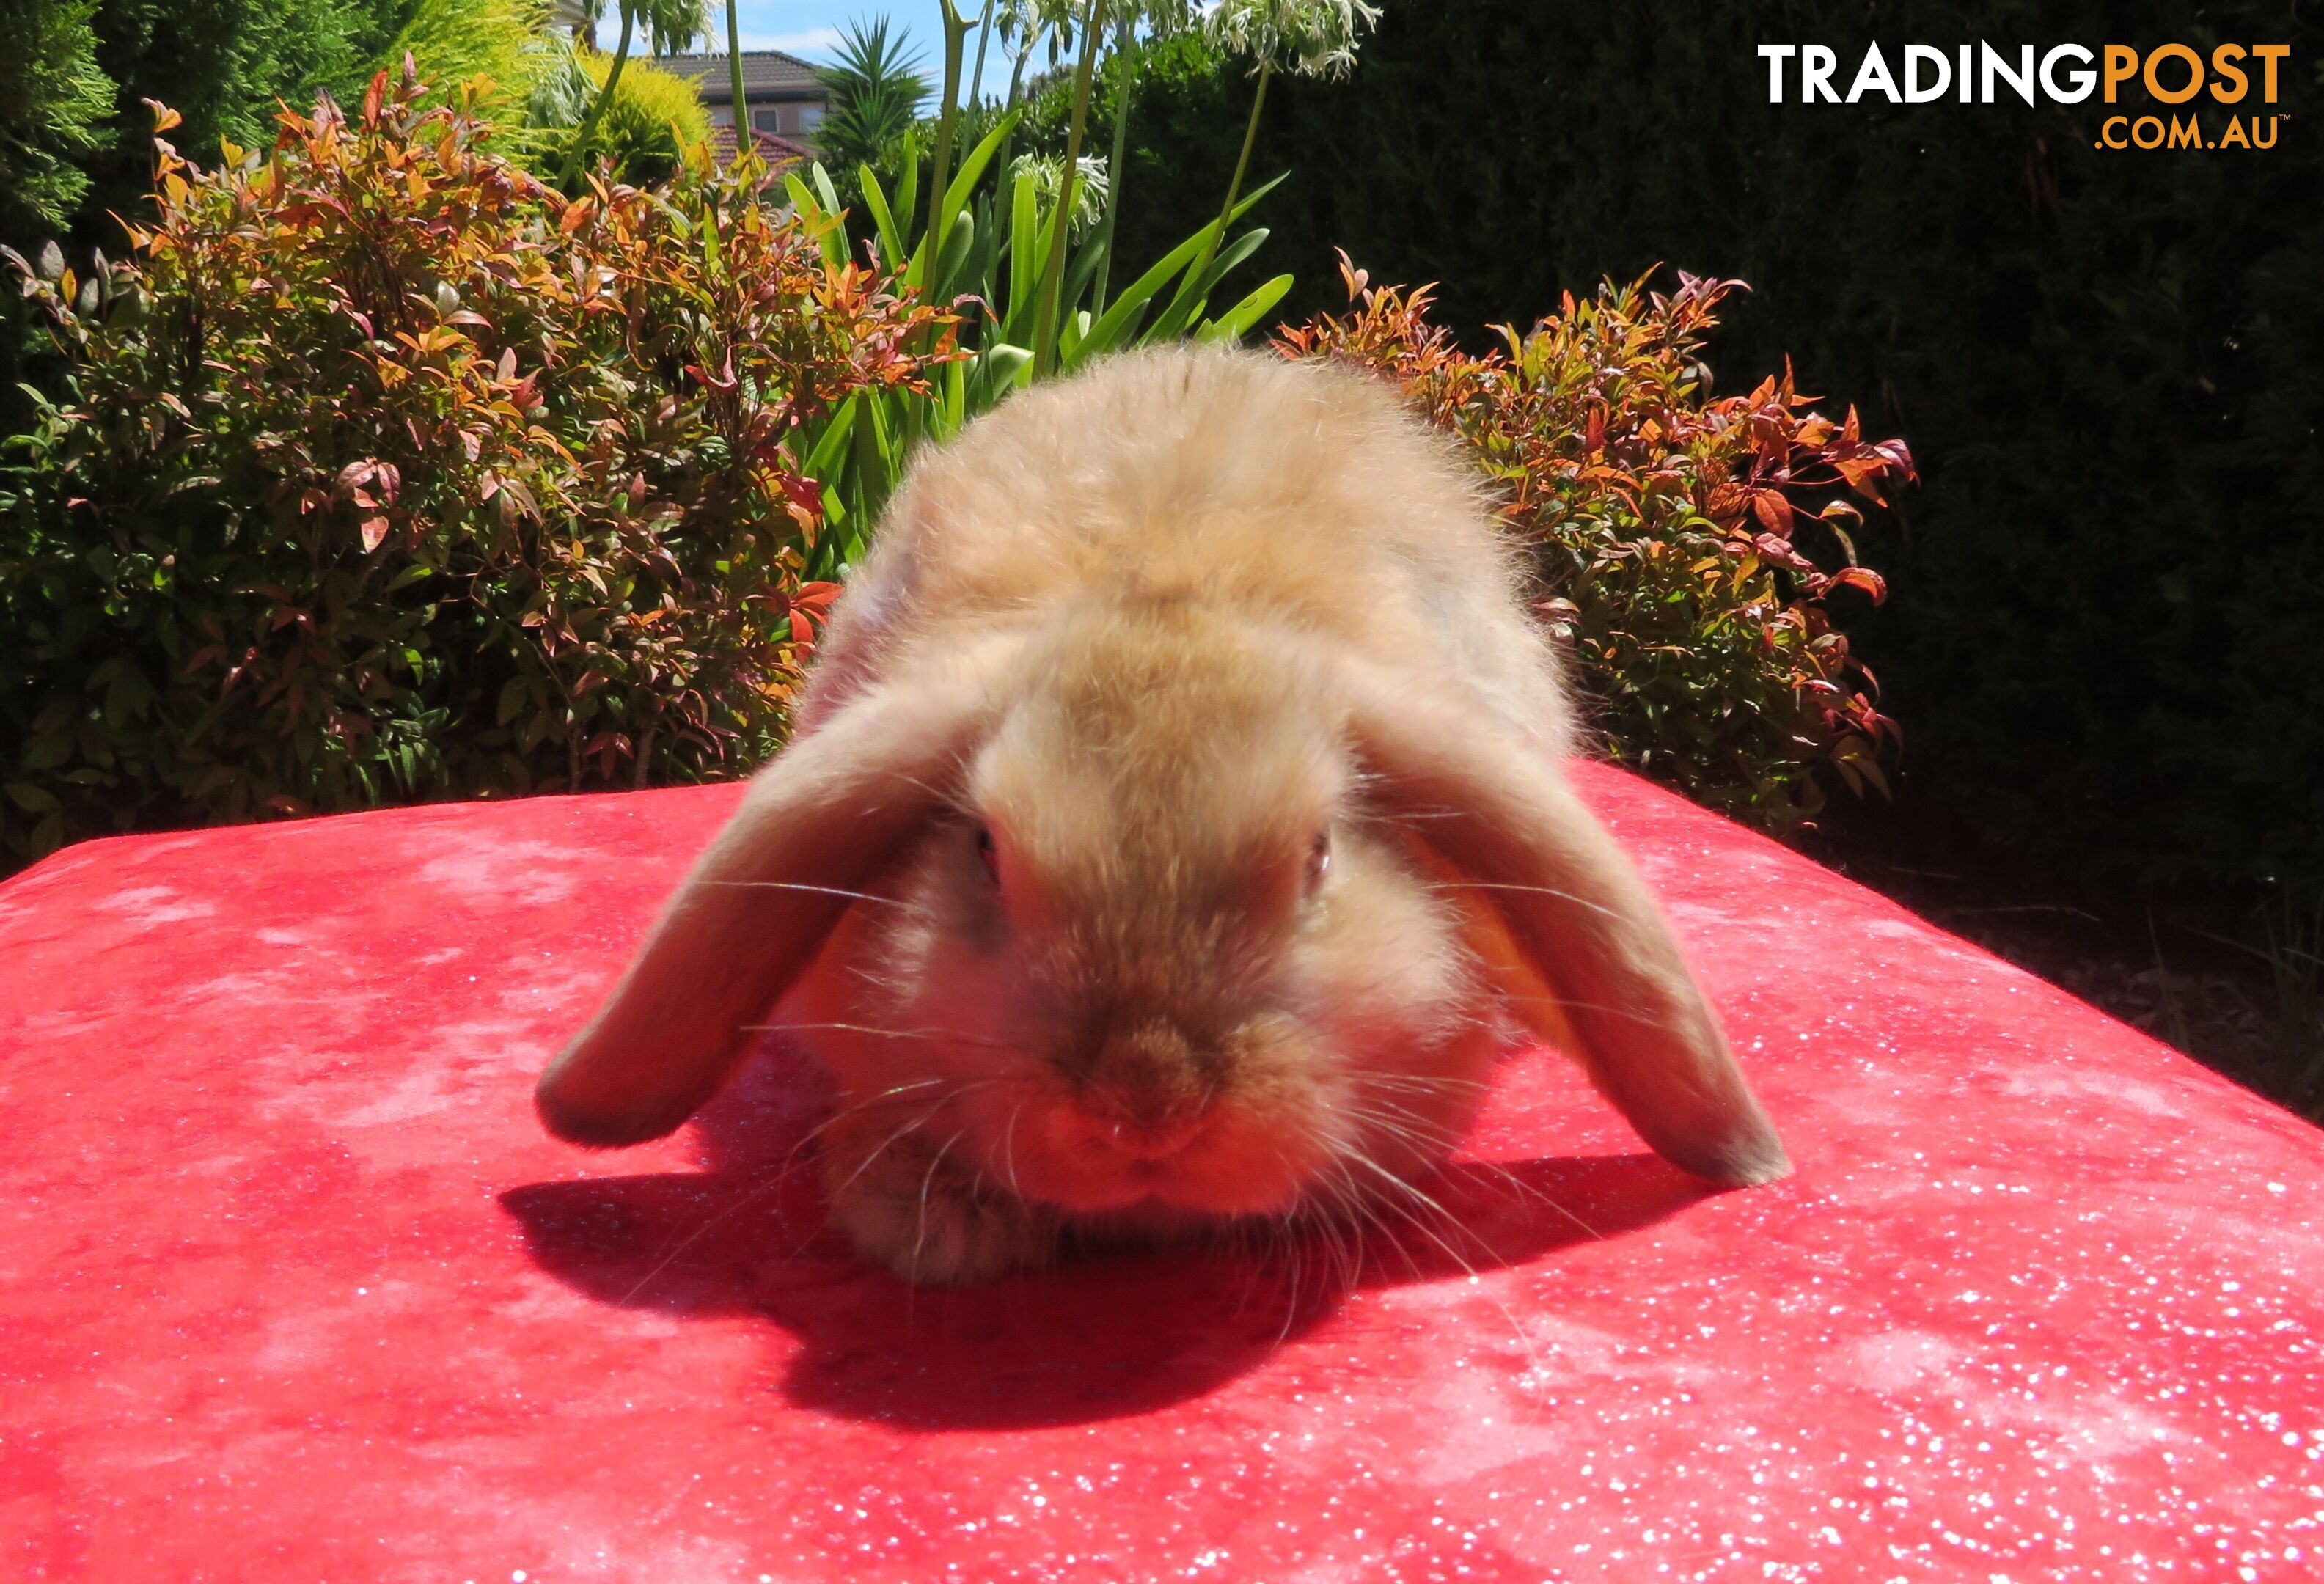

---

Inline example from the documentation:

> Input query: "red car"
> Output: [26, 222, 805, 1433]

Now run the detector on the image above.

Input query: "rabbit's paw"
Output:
[821, 1118, 1057, 1284]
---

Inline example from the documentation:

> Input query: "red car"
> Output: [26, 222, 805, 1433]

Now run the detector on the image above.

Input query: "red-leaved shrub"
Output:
[0, 67, 949, 860]
[1278, 257, 1916, 828]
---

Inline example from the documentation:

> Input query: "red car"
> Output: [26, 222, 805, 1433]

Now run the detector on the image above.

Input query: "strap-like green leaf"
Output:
[1149, 173, 1286, 340]
[933, 208, 975, 300]
[1198, 273, 1294, 344]
[1072, 227, 1210, 364]
[783, 172, 848, 270]
[859, 167, 906, 276]
[1006, 167, 1041, 328]
[910, 112, 1018, 292]
[802, 395, 859, 480]
[894, 132, 920, 238]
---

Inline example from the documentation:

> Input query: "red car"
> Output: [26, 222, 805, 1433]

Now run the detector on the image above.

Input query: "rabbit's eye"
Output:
[1305, 829, 1332, 895]
[975, 824, 1000, 883]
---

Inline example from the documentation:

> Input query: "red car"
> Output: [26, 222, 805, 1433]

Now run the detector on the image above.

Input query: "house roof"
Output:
[650, 50, 826, 103]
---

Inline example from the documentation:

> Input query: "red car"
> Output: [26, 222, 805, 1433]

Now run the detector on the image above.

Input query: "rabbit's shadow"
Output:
[501, 1042, 1712, 1430]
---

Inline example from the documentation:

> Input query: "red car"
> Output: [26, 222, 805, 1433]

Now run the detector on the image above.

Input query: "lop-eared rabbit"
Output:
[538, 345, 1788, 1283]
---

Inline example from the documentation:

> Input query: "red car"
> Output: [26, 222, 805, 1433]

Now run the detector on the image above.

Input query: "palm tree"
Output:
[815, 18, 933, 186]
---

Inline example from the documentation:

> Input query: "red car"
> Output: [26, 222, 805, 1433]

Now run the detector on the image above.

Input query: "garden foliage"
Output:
[43, 0, 409, 252]
[0, 70, 945, 861]
[383, 0, 711, 187]
[1280, 259, 1913, 826]
[0, 0, 116, 236]
[779, 111, 1289, 579]
[1, 26, 1924, 863]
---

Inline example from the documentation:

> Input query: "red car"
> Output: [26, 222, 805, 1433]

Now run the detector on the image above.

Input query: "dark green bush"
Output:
[0, 73, 945, 862]
[60, 0, 408, 249]
[1, 0, 116, 237]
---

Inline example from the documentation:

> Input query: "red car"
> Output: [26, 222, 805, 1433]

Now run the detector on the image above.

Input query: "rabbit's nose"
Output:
[1088, 1091, 1212, 1159]
[1077, 1024, 1217, 1157]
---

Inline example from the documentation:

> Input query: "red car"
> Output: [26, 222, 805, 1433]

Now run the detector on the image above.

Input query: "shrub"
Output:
[572, 48, 711, 188]
[0, 68, 948, 862]
[380, 0, 710, 187]
[814, 17, 931, 202]
[382, 0, 554, 120]
[1278, 258, 1914, 828]
[0, 0, 114, 237]
[48, 0, 406, 249]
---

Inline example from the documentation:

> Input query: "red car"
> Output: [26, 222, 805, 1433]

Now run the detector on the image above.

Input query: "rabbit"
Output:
[535, 344, 1789, 1284]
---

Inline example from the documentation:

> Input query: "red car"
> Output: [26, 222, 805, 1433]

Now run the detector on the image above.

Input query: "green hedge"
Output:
[1088, 6, 2323, 896]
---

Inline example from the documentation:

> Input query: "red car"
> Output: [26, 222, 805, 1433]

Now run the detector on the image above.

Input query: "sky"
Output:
[690, 1, 1019, 99]
[719, 0, 854, 59]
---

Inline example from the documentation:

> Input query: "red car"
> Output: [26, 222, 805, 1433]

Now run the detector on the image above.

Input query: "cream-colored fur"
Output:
[537, 345, 1788, 1284]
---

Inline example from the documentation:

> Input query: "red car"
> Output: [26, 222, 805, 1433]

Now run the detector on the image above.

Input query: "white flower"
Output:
[1007, 153, 1110, 235]
[1204, 0, 1382, 78]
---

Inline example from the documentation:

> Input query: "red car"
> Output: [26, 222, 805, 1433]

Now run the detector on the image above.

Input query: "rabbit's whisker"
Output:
[1343, 1151, 1484, 1277]
[1317, 1158, 1410, 1284]
[1336, 1110, 1587, 1242]
[826, 1109, 941, 1202]
[744, 1020, 1016, 1051]
[617, 1163, 805, 1307]
[1346, 1151, 1546, 1382]
[1000, 1099, 1027, 1195]
[698, 881, 909, 906]
[1434, 1146, 1604, 1242]
[909, 1129, 967, 1280]
[1351, 1071, 1494, 1093]
[1340, 1090, 1459, 1143]
[1307, 1175, 1360, 1295]
[775, 1079, 952, 1185]
[612, 1078, 968, 1305]
[1421, 875, 1628, 924]
[1487, 989, 1701, 1036]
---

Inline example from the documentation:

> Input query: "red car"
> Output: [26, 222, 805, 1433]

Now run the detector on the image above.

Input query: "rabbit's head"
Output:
[801, 599, 1509, 1221]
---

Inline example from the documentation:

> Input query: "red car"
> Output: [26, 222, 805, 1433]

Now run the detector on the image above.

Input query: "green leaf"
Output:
[893, 128, 920, 238]
[1198, 273, 1295, 344]
[4, 783, 61, 815]
[1148, 227, 1273, 345]
[1006, 167, 1041, 329]
[914, 111, 1017, 293]
[782, 172, 849, 270]
[802, 395, 859, 480]
[1148, 174, 1287, 342]
[932, 208, 975, 299]
[859, 166, 907, 274]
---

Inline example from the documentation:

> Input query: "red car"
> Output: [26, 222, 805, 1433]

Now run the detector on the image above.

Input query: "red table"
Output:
[4, 763, 2320, 1582]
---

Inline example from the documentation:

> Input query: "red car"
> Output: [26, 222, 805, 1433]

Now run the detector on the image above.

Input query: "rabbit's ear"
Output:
[536, 670, 997, 1148]
[1346, 676, 1791, 1187]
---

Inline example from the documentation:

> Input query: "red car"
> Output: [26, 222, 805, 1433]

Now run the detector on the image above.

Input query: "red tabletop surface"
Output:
[2, 762, 2320, 1583]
